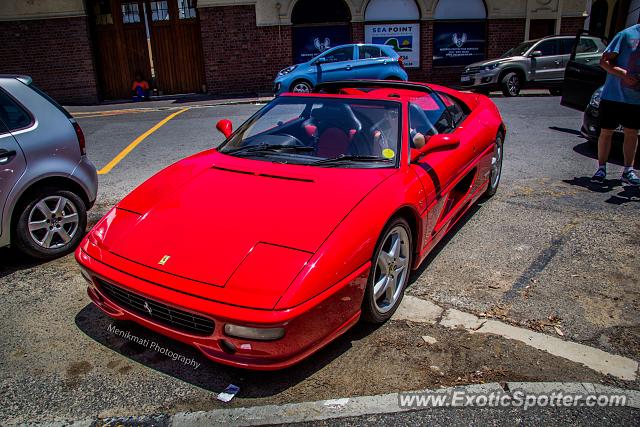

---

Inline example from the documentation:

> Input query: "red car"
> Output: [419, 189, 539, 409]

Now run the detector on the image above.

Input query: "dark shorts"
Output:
[599, 99, 640, 130]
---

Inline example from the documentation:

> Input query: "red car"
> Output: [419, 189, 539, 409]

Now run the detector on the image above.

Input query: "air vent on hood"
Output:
[211, 165, 315, 183]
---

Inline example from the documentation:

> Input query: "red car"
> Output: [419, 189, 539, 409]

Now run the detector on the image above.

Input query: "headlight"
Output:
[484, 63, 499, 71]
[224, 324, 285, 341]
[589, 87, 603, 109]
[278, 65, 297, 76]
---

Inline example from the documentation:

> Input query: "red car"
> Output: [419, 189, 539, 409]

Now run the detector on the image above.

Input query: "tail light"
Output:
[398, 57, 406, 70]
[72, 120, 86, 155]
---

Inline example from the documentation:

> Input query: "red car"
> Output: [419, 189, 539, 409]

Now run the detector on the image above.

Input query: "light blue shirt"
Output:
[601, 24, 640, 105]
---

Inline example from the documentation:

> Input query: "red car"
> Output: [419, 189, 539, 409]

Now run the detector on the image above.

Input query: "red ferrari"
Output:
[76, 81, 505, 370]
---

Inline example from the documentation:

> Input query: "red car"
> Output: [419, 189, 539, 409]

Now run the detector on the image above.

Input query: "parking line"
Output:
[97, 107, 189, 175]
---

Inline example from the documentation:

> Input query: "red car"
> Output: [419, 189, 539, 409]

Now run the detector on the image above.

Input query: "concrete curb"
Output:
[33, 382, 640, 427]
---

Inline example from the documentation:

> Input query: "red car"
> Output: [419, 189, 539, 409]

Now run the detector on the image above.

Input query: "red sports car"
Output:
[76, 81, 505, 370]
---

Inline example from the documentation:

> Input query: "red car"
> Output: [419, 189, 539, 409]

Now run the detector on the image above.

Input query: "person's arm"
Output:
[600, 33, 639, 87]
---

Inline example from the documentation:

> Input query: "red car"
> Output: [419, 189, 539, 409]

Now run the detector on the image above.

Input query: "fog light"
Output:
[224, 324, 285, 341]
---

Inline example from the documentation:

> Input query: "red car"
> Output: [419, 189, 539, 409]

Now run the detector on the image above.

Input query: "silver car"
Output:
[0, 75, 97, 259]
[461, 35, 606, 97]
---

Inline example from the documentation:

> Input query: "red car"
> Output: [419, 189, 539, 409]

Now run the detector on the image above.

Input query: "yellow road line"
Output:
[97, 107, 189, 175]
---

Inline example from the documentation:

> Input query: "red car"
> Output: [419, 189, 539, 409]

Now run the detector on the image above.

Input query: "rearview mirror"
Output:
[529, 50, 543, 58]
[410, 134, 460, 162]
[216, 119, 233, 138]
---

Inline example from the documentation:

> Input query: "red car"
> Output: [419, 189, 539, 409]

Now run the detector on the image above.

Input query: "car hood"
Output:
[99, 150, 395, 287]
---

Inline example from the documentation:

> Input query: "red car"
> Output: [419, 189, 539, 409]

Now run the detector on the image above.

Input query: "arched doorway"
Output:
[589, 0, 609, 38]
[433, 0, 487, 67]
[291, 0, 352, 64]
[364, 0, 421, 68]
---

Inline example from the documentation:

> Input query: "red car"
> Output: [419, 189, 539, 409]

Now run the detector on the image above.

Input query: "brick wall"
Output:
[0, 16, 98, 105]
[487, 19, 526, 59]
[200, 5, 291, 96]
[559, 17, 586, 36]
[352, 22, 364, 43]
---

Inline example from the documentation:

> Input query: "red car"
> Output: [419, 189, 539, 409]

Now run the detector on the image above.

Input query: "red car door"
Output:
[407, 95, 479, 255]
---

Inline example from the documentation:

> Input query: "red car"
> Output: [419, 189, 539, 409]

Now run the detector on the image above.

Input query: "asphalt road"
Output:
[0, 94, 638, 425]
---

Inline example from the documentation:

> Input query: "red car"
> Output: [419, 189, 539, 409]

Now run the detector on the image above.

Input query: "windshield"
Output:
[219, 97, 402, 168]
[501, 41, 536, 58]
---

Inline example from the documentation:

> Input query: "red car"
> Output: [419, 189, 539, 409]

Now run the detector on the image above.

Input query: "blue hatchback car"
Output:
[274, 44, 408, 95]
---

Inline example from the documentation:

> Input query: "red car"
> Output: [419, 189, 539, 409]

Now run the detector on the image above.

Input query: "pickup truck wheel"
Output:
[501, 72, 521, 97]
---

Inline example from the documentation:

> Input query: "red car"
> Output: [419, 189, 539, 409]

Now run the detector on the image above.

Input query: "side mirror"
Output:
[529, 50, 543, 58]
[410, 134, 460, 162]
[315, 57, 327, 65]
[216, 119, 233, 138]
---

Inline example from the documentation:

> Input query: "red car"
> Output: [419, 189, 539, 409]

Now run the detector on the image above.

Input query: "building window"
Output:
[94, 0, 113, 25]
[121, 2, 141, 24]
[364, 0, 421, 68]
[433, 0, 487, 67]
[150, 1, 170, 21]
[177, 0, 196, 19]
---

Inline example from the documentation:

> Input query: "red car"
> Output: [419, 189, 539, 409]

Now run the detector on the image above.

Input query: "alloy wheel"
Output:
[27, 196, 80, 249]
[373, 225, 410, 314]
[491, 136, 503, 189]
[508, 75, 519, 96]
[292, 82, 311, 93]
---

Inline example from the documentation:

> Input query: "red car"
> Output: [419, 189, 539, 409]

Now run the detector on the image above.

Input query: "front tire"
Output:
[484, 132, 504, 198]
[13, 187, 87, 260]
[290, 80, 312, 93]
[362, 217, 413, 324]
[501, 72, 521, 97]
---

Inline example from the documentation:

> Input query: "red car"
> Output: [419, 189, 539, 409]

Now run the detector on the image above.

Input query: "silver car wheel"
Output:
[491, 136, 503, 189]
[28, 196, 80, 249]
[373, 225, 410, 314]
[292, 82, 311, 93]
[508, 75, 519, 96]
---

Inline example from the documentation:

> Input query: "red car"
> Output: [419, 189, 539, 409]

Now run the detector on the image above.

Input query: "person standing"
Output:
[591, 23, 640, 186]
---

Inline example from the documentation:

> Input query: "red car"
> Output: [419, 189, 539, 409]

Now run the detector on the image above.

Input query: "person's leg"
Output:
[622, 128, 638, 168]
[591, 128, 613, 182]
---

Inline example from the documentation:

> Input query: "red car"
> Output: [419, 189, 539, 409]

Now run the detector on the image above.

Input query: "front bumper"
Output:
[460, 69, 500, 90]
[76, 247, 369, 370]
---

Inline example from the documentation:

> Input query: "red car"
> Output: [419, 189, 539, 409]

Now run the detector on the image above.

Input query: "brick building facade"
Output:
[1, 0, 590, 104]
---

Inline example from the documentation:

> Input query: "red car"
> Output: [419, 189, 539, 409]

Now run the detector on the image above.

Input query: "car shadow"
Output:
[0, 247, 49, 279]
[74, 303, 382, 398]
[549, 126, 583, 136]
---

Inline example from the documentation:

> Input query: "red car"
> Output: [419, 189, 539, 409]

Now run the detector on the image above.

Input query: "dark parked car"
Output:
[561, 32, 639, 149]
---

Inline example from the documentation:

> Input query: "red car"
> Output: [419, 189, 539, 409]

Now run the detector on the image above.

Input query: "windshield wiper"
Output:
[226, 143, 314, 155]
[311, 155, 394, 166]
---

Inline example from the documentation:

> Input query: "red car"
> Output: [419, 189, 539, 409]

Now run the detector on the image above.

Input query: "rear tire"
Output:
[501, 72, 521, 97]
[362, 217, 413, 324]
[484, 132, 504, 199]
[13, 187, 87, 260]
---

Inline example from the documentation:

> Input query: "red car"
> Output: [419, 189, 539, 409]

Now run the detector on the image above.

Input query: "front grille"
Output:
[464, 66, 484, 74]
[96, 278, 215, 336]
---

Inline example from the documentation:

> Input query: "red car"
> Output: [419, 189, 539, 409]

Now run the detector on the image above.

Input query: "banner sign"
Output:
[433, 21, 486, 66]
[292, 25, 351, 64]
[365, 23, 420, 68]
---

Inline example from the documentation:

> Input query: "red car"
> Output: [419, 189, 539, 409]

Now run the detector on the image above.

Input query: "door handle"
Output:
[346, 65, 352, 71]
[0, 149, 17, 164]
[554, 60, 561, 65]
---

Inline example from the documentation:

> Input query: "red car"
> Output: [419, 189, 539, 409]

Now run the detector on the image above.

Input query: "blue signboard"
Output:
[433, 21, 486, 66]
[292, 25, 352, 64]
